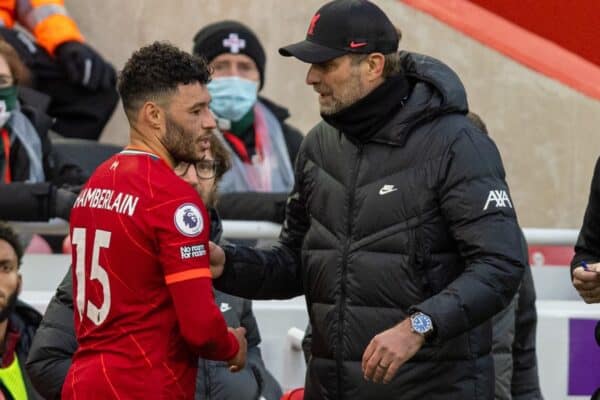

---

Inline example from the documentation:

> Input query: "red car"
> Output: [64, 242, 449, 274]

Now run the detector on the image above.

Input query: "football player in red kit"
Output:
[62, 42, 246, 399]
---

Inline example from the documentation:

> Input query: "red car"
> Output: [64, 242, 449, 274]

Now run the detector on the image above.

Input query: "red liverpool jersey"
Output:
[62, 148, 238, 399]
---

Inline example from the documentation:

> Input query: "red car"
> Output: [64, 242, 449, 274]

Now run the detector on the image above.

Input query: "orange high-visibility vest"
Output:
[0, 0, 84, 55]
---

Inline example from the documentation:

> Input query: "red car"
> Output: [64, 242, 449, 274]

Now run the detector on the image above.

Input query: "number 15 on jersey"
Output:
[72, 228, 112, 326]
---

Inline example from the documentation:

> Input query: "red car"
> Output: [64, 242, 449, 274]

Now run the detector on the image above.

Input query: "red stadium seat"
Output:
[281, 388, 304, 400]
[528, 245, 574, 267]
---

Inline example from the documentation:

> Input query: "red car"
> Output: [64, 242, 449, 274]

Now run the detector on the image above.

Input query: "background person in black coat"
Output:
[572, 156, 600, 302]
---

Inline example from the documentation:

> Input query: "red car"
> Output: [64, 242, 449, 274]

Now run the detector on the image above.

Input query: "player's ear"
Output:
[142, 101, 164, 131]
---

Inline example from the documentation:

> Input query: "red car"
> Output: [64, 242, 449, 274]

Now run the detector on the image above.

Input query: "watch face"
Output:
[412, 313, 432, 334]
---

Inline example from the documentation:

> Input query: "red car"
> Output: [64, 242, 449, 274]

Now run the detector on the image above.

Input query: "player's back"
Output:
[64, 149, 210, 399]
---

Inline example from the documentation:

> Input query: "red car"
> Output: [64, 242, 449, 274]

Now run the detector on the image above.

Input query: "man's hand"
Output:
[361, 318, 425, 384]
[227, 327, 247, 372]
[573, 263, 600, 303]
[209, 241, 225, 279]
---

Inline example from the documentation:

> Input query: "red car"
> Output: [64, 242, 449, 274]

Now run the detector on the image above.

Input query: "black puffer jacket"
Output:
[215, 52, 526, 399]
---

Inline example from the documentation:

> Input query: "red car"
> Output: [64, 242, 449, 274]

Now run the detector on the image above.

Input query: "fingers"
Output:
[573, 267, 600, 282]
[361, 339, 376, 371]
[383, 358, 403, 384]
[371, 356, 392, 384]
[362, 339, 383, 381]
[577, 286, 600, 303]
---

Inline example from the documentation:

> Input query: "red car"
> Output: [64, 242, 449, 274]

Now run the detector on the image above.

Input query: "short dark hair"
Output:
[0, 39, 30, 86]
[0, 221, 23, 266]
[210, 135, 231, 180]
[118, 41, 211, 121]
[467, 111, 489, 135]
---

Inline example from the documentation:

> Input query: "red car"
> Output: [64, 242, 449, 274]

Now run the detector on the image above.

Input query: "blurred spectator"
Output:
[0, 38, 83, 223]
[0, 221, 43, 399]
[193, 20, 303, 223]
[26, 135, 283, 400]
[0, 0, 118, 140]
[571, 156, 600, 303]
[467, 111, 543, 400]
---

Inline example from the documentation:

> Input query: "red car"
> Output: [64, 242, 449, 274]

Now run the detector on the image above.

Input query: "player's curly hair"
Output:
[0, 221, 23, 267]
[118, 41, 211, 121]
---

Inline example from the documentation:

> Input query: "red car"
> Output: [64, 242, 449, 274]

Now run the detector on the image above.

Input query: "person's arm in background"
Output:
[571, 156, 600, 303]
[0, 182, 76, 221]
[9, 0, 115, 91]
[26, 269, 77, 400]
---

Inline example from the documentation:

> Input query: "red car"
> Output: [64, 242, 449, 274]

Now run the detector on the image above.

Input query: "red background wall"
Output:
[468, 0, 600, 67]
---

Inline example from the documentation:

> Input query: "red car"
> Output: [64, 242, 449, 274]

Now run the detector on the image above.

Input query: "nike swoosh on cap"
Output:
[349, 41, 368, 48]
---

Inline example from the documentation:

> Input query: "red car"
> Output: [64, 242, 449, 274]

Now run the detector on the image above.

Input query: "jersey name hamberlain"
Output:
[73, 188, 140, 216]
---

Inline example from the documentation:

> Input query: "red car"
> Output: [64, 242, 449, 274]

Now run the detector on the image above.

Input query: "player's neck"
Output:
[128, 127, 176, 168]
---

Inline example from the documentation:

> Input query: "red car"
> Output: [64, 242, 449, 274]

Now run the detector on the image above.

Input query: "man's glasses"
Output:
[174, 160, 218, 180]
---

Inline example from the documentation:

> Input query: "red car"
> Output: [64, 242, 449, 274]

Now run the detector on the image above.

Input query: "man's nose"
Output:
[306, 65, 320, 85]
[202, 110, 217, 130]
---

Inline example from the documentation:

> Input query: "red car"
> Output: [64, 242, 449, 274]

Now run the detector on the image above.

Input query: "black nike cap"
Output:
[279, 0, 399, 64]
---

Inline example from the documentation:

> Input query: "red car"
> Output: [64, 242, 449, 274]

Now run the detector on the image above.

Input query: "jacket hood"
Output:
[372, 51, 469, 145]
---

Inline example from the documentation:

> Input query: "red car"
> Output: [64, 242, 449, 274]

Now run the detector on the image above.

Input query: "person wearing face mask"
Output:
[26, 135, 283, 400]
[0, 38, 85, 224]
[192, 21, 304, 224]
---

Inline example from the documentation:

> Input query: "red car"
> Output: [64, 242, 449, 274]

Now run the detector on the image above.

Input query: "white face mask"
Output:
[207, 76, 258, 122]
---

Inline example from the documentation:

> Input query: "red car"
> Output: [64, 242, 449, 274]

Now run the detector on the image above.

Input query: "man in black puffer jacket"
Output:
[210, 1, 526, 399]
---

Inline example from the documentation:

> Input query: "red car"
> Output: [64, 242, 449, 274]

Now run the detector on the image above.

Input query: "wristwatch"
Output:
[410, 312, 434, 338]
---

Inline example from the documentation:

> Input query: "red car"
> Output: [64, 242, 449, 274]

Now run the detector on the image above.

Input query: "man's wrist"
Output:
[409, 311, 435, 341]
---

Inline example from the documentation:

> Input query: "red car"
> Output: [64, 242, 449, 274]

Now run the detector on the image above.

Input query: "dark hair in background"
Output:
[118, 41, 211, 122]
[0, 38, 30, 86]
[467, 111, 489, 135]
[0, 221, 23, 266]
[210, 134, 231, 180]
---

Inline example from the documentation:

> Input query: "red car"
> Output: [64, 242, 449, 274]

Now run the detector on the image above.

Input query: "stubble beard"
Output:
[0, 290, 18, 323]
[163, 114, 204, 163]
[319, 67, 365, 115]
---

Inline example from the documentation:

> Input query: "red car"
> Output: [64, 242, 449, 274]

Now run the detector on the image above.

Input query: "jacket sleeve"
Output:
[411, 128, 526, 342]
[15, 0, 84, 55]
[26, 269, 77, 400]
[217, 192, 288, 223]
[214, 142, 310, 300]
[572, 156, 600, 271]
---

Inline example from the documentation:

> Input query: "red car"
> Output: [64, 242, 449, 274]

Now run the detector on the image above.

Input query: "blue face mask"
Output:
[207, 77, 259, 122]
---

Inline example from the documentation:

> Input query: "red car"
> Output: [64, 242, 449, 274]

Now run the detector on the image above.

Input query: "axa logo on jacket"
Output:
[483, 189, 513, 211]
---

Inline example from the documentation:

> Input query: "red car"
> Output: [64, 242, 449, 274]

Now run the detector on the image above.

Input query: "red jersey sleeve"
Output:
[145, 188, 239, 361]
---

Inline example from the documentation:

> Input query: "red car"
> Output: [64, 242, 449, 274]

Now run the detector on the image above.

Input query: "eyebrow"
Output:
[188, 101, 209, 111]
